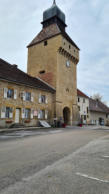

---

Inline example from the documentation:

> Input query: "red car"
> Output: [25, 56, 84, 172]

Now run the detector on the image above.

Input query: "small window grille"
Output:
[39, 70, 45, 74]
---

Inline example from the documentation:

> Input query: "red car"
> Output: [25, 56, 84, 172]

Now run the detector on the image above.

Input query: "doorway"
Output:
[63, 107, 70, 124]
[15, 109, 20, 123]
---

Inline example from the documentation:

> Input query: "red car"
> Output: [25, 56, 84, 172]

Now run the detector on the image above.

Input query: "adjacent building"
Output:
[77, 89, 89, 124]
[77, 89, 109, 125]
[0, 59, 55, 128]
[89, 98, 109, 125]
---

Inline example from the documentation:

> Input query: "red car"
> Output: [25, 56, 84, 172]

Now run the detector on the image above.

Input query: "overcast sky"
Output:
[0, 0, 109, 104]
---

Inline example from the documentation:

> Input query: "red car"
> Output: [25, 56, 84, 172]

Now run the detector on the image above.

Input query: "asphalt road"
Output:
[0, 127, 109, 194]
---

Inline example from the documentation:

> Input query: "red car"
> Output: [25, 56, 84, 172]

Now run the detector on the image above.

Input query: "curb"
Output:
[0, 127, 52, 134]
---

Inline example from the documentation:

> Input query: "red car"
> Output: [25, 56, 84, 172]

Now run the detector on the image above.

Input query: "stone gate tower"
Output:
[27, 1, 79, 125]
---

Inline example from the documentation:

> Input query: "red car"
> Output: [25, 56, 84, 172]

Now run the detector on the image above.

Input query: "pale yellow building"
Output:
[27, 1, 80, 125]
[0, 59, 55, 128]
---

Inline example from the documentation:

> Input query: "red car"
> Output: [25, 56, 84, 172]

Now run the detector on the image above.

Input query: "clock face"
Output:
[66, 60, 70, 67]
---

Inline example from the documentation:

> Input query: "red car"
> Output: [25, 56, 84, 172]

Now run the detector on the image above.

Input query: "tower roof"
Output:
[43, 2, 65, 24]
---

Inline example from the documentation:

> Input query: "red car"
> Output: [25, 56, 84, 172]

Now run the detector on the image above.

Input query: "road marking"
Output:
[102, 156, 109, 158]
[49, 130, 63, 134]
[76, 172, 109, 183]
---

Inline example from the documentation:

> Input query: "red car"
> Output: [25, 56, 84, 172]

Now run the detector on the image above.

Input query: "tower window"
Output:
[69, 45, 71, 49]
[66, 88, 69, 92]
[44, 40, 48, 46]
[66, 60, 70, 67]
[39, 70, 45, 74]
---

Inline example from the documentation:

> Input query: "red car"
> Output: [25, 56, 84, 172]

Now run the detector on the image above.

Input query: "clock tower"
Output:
[27, 1, 79, 125]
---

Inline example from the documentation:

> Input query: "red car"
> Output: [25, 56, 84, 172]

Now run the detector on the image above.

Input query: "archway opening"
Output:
[63, 107, 70, 125]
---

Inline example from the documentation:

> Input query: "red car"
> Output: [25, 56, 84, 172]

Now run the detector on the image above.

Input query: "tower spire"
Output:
[53, 0, 56, 5]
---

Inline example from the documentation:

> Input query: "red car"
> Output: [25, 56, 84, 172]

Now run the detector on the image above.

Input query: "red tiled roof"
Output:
[77, 89, 89, 99]
[0, 58, 55, 93]
[39, 72, 54, 86]
[27, 23, 79, 50]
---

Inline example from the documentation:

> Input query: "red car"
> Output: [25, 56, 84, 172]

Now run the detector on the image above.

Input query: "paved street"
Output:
[0, 127, 109, 194]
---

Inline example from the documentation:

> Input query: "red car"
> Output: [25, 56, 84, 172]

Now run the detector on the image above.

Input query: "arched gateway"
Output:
[63, 107, 70, 125]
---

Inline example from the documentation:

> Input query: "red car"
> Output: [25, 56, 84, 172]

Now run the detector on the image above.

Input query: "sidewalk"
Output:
[0, 125, 109, 134]
[0, 126, 48, 134]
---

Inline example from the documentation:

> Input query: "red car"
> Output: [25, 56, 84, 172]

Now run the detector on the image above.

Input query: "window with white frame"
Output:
[38, 110, 45, 119]
[4, 88, 17, 99]
[41, 110, 45, 119]
[25, 108, 30, 119]
[39, 94, 48, 104]
[41, 95, 46, 103]
[26, 92, 31, 101]
[5, 107, 13, 118]
[7, 89, 14, 98]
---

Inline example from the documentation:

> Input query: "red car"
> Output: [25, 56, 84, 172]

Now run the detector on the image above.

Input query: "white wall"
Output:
[89, 111, 107, 125]
[77, 96, 89, 124]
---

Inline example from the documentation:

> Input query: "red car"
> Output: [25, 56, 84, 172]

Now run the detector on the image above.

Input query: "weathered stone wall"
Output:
[27, 35, 62, 88]
[27, 34, 79, 125]
[0, 80, 55, 128]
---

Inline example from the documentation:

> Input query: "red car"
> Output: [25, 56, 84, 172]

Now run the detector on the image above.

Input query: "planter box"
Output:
[6, 120, 13, 124]
[24, 120, 30, 123]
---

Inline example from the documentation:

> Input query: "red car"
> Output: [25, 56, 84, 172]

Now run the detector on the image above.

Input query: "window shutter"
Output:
[31, 109, 34, 119]
[38, 110, 41, 119]
[45, 110, 48, 119]
[31, 93, 34, 102]
[22, 108, 25, 119]
[1, 107, 6, 118]
[38, 94, 41, 103]
[23, 92, 26, 101]
[9, 108, 13, 118]
[45, 97, 48, 104]
[14, 90, 17, 99]
[4, 88, 7, 98]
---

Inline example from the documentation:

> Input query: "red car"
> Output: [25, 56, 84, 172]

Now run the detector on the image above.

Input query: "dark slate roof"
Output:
[77, 89, 89, 99]
[43, 3, 65, 24]
[27, 23, 79, 50]
[89, 98, 109, 114]
[0, 58, 55, 93]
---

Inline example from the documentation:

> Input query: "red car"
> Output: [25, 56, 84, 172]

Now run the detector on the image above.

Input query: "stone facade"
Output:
[0, 80, 55, 128]
[27, 31, 79, 125]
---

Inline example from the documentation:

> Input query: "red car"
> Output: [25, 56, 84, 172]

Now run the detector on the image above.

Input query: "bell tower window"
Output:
[39, 70, 45, 74]
[66, 60, 70, 67]
[44, 40, 48, 46]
